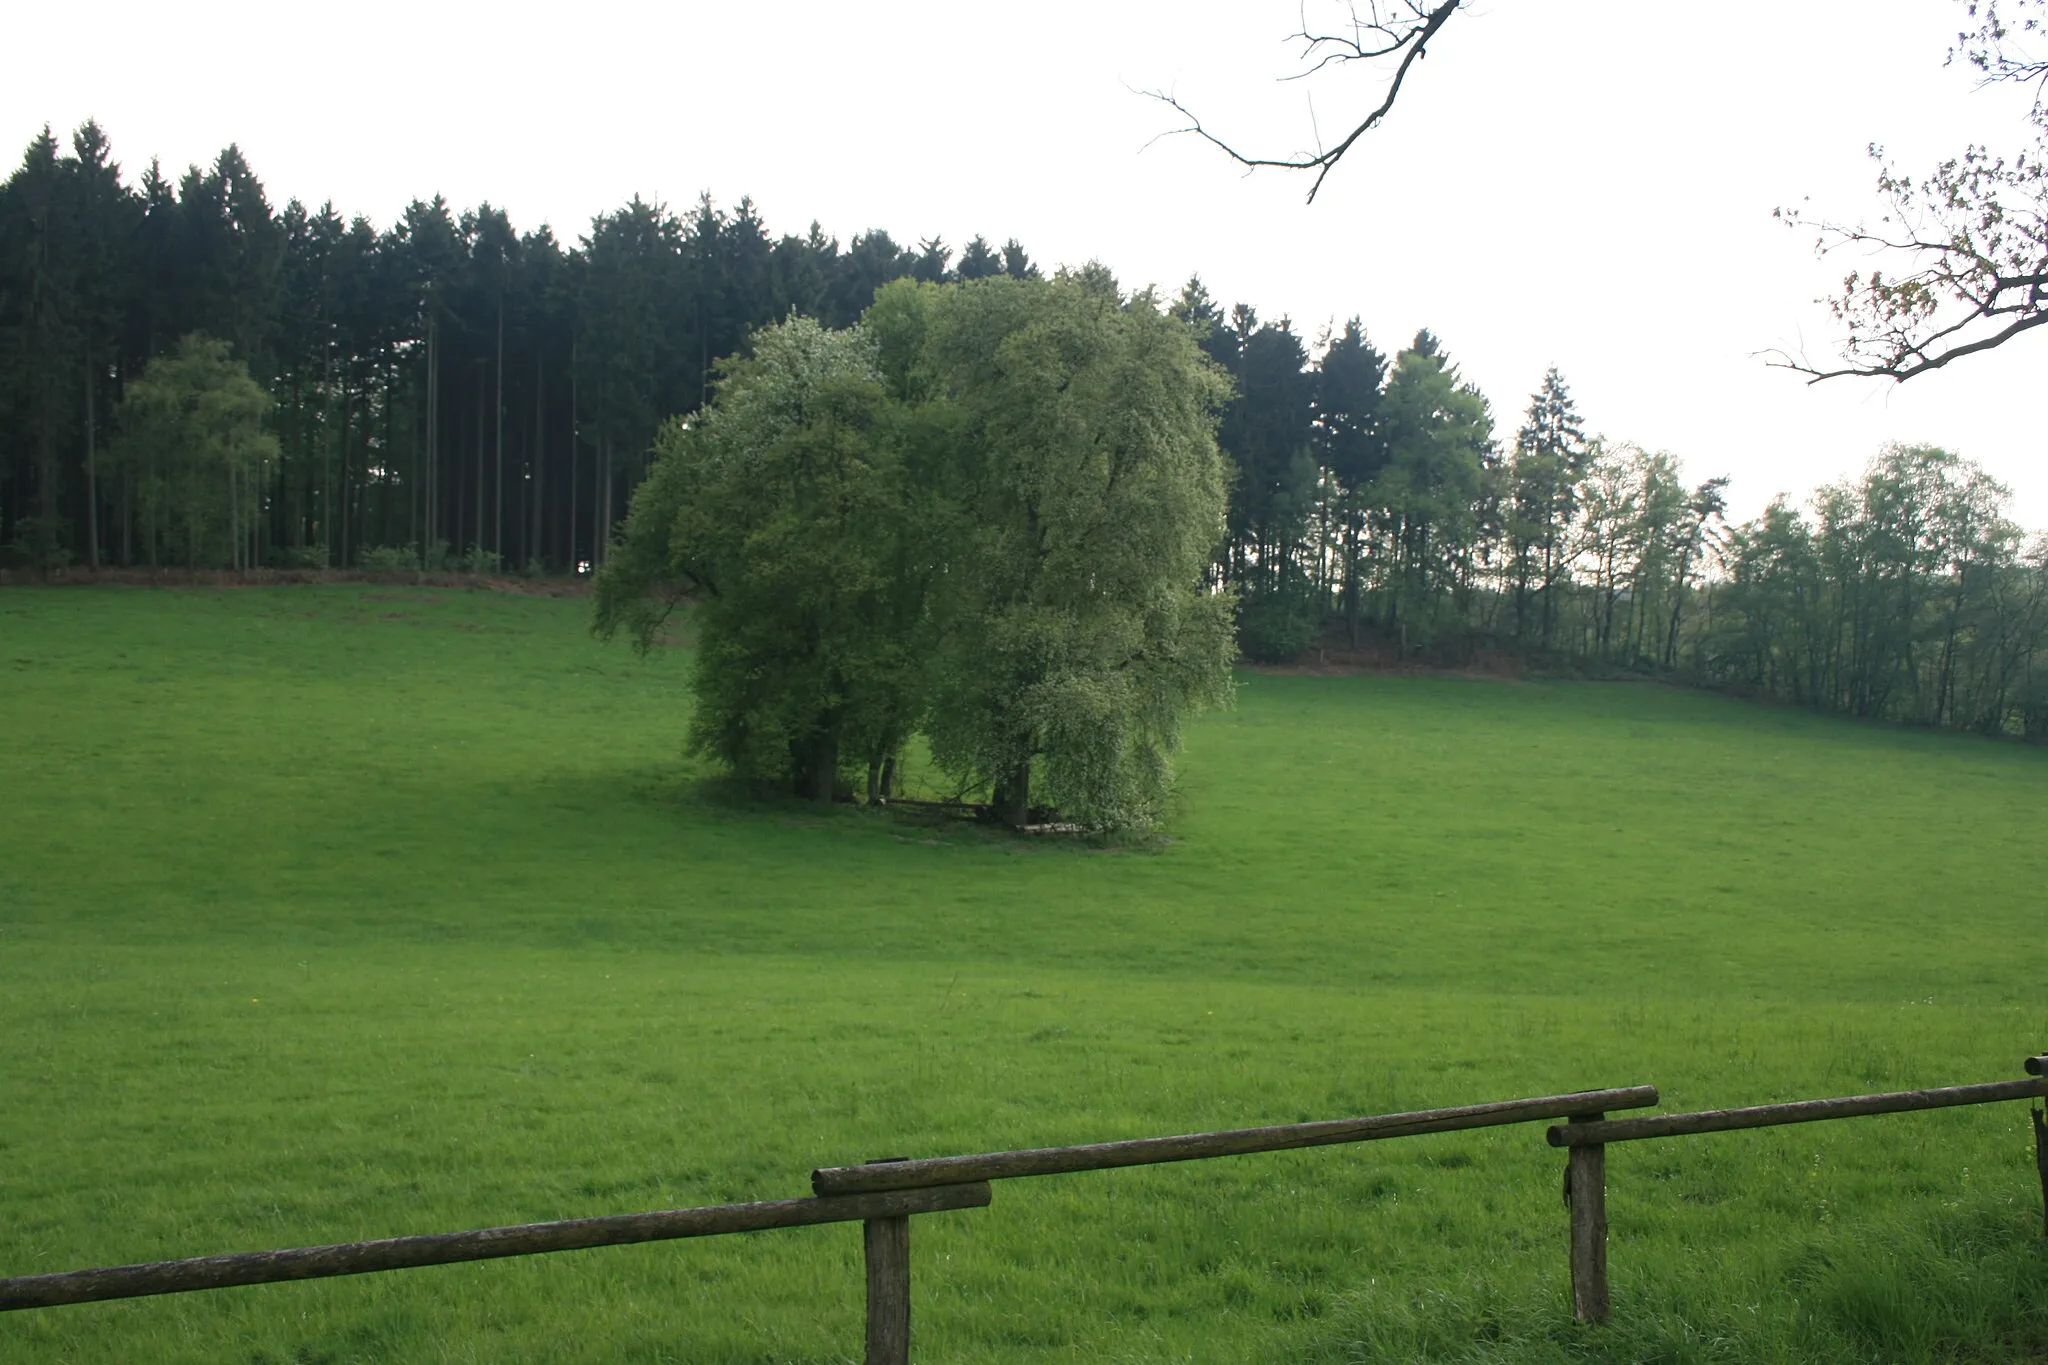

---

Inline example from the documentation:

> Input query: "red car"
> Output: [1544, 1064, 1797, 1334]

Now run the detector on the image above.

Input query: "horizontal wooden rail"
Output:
[0, 1183, 992, 1312]
[1546, 1077, 2048, 1147]
[14, 1061, 2037, 1346]
[814, 1086, 1658, 1194]
[1547, 1059, 2045, 1325]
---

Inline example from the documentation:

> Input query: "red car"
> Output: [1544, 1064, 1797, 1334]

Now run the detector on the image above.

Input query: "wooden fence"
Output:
[4, 1062, 2044, 1359]
[1543, 1066, 2048, 1322]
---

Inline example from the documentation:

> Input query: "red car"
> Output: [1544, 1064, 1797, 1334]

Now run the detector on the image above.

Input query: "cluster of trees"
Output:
[1707, 444, 2048, 737]
[8, 118, 2045, 755]
[1174, 298, 1730, 668]
[1193, 306, 2048, 740]
[594, 276, 1236, 830]
[0, 122, 1039, 573]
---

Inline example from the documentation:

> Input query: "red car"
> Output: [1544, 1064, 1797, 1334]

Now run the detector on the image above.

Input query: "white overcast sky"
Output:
[10, 1, 2045, 526]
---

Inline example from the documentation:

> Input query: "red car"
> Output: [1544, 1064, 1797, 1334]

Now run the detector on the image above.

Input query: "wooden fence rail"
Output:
[3, 1063, 2043, 1358]
[1543, 1065, 2048, 1323]
[1546, 1078, 2048, 1146]
[0, 1184, 991, 1314]
[812, 1086, 1660, 1194]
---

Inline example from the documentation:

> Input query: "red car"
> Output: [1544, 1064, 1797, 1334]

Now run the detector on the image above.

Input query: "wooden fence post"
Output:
[863, 1158, 912, 1365]
[863, 1214, 911, 1365]
[2029, 1057, 2048, 1239]
[2031, 1106, 2047, 1240]
[1564, 1112, 1609, 1324]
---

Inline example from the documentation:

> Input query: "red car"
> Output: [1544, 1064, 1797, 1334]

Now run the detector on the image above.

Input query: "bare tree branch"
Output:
[1144, 1, 1462, 203]
[1156, 0, 2047, 379]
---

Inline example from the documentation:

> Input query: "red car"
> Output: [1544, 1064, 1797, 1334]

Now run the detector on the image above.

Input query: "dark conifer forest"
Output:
[0, 122, 1035, 579]
[5, 121, 2047, 741]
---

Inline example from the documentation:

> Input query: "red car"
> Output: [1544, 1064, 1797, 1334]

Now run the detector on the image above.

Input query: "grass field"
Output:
[2, 584, 2045, 1364]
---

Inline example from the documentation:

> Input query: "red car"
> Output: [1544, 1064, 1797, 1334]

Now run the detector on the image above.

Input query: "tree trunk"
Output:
[146, 446, 159, 570]
[380, 366, 397, 552]
[338, 378, 352, 569]
[992, 759, 1031, 828]
[1343, 513, 1360, 648]
[34, 419, 58, 573]
[1540, 536, 1557, 652]
[598, 435, 612, 567]
[531, 351, 545, 570]
[119, 461, 131, 567]
[1664, 544, 1693, 668]
[84, 352, 100, 570]
[426, 309, 440, 565]
[568, 351, 579, 571]
[494, 294, 505, 563]
[474, 370, 485, 559]
[802, 732, 838, 804]
[323, 340, 335, 562]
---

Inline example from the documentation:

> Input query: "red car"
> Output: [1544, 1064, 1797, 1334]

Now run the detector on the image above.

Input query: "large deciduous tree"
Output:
[599, 275, 1237, 831]
[880, 271, 1238, 830]
[593, 316, 927, 803]
[108, 333, 278, 569]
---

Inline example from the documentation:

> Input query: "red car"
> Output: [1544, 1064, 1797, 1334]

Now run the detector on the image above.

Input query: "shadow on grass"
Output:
[603, 761, 1168, 854]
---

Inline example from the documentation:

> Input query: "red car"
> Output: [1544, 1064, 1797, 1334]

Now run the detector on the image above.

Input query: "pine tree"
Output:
[0, 128, 79, 568]
[1508, 366, 1589, 649]
[998, 238, 1038, 281]
[65, 121, 139, 570]
[1314, 318, 1387, 642]
[912, 236, 951, 283]
[955, 235, 1002, 280]
[1378, 332, 1494, 646]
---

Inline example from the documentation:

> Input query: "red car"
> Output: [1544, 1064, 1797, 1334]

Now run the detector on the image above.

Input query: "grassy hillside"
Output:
[2, 585, 2044, 1363]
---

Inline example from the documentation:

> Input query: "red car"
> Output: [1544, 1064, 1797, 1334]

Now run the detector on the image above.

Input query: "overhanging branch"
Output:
[1144, 1, 1462, 203]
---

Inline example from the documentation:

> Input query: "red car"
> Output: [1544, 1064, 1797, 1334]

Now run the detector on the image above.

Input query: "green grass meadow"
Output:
[2, 585, 2045, 1363]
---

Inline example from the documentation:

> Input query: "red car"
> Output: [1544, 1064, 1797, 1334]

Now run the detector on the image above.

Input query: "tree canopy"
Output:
[593, 316, 931, 804]
[883, 273, 1237, 829]
[107, 333, 278, 570]
[595, 275, 1237, 831]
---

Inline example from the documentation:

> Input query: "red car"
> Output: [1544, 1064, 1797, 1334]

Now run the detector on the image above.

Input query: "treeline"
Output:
[0, 121, 1037, 575]
[1184, 311, 1735, 668]
[1184, 287, 2048, 736]
[1707, 445, 2048, 736]
[1206, 299, 2048, 736]
[6, 121, 2046, 743]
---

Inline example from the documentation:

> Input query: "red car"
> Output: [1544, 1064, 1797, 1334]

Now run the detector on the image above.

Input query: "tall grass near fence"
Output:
[1, 585, 2045, 1362]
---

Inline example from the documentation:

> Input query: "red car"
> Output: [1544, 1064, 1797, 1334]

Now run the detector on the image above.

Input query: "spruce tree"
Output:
[1379, 333, 1494, 645]
[1508, 366, 1589, 649]
[955, 235, 1002, 280]
[1314, 318, 1387, 643]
